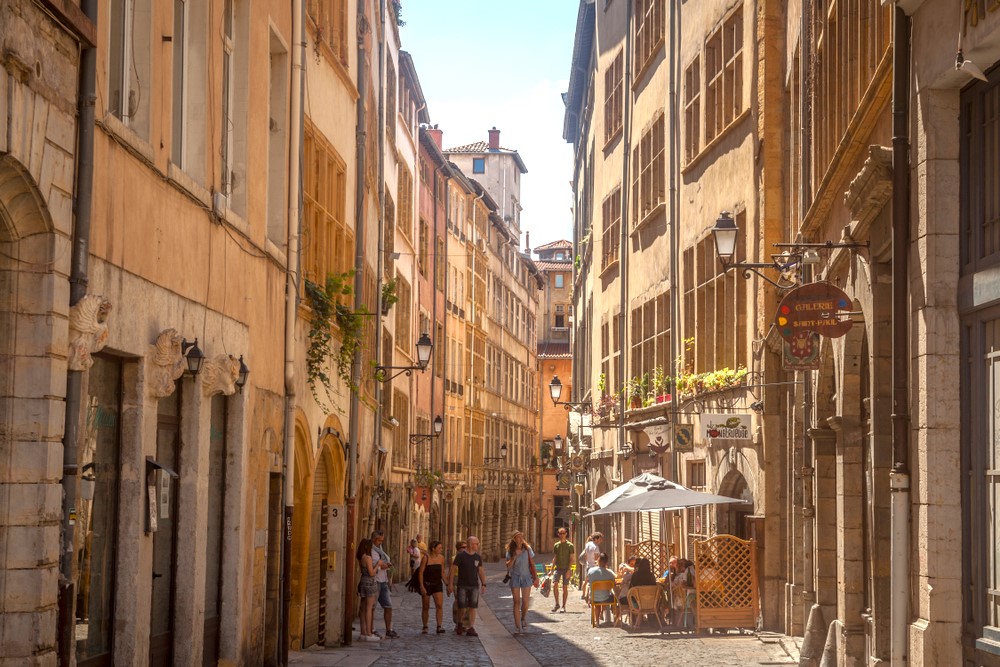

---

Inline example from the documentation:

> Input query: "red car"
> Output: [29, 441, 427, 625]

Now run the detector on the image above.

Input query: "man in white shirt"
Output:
[371, 530, 398, 638]
[579, 532, 603, 601]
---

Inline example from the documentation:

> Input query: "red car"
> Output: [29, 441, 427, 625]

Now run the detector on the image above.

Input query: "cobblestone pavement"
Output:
[290, 556, 797, 667]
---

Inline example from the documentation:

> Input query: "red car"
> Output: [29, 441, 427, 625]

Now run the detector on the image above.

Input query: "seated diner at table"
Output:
[587, 553, 617, 623]
[616, 555, 638, 605]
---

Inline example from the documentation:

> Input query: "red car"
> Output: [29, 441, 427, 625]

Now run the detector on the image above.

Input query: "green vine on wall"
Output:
[304, 271, 366, 408]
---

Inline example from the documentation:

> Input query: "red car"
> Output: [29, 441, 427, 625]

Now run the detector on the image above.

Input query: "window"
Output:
[307, 0, 348, 66]
[631, 115, 665, 229]
[383, 189, 395, 279]
[686, 460, 709, 556]
[604, 49, 624, 143]
[629, 291, 671, 384]
[391, 389, 410, 468]
[684, 55, 701, 161]
[473, 158, 485, 174]
[633, 0, 665, 76]
[394, 274, 411, 354]
[602, 187, 622, 272]
[436, 237, 445, 291]
[398, 164, 413, 243]
[171, 0, 209, 181]
[705, 6, 744, 144]
[556, 252, 565, 260]
[302, 122, 351, 286]
[220, 0, 250, 215]
[386, 56, 397, 151]
[812, 0, 891, 182]
[555, 314, 565, 328]
[268, 31, 290, 245]
[418, 219, 429, 276]
[555, 274, 565, 288]
[109, 0, 151, 137]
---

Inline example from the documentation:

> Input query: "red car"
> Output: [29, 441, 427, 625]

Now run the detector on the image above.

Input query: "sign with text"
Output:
[775, 282, 853, 341]
[702, 413, 752, 441]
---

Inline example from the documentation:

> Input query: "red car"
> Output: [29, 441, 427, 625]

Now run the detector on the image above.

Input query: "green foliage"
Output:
[391, 0, 405, 26]
[414, 468, 444, 489]
[674, 366, 748, 397]
[381, 277, 398, 314]
[304, 271, 366, 408]
[597, 372, 607, 394]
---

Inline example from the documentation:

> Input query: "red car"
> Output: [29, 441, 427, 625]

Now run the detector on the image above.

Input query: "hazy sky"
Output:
[401, 0, 578, 250]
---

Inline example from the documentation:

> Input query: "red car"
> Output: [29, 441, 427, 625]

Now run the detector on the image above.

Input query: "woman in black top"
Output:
[418, 541, 447, 634]
[630, 557, 657, 588]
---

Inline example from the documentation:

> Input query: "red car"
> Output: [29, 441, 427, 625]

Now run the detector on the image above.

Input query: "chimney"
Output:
[524, 231, 531, 253]
[427, 124, 443, 149]
[488, 126, 500, 151]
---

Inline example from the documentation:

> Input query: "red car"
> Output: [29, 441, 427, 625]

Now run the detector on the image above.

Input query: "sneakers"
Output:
[362, 634, 380, 642]
[385, 630, 399, 638]
[465, 627, 479, 637]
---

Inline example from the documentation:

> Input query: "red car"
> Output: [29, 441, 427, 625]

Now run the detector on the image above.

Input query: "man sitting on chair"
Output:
[587, 552, 617, 624]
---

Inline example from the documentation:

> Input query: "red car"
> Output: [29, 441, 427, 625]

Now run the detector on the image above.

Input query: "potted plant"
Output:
[650, 366, 672, 403]
[625, 376, 645, 409]
[380, 278, 398, 316]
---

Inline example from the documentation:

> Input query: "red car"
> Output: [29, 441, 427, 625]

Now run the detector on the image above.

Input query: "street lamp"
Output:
[618, 441, 632, 461]
[409, 415, 444, 444]
[375, 332, 434, 382]
[235, 355, 250, 392]
[181, 338, 205, 377]
[712, 210, 867, 289]
[484, 442, 508, 465]
[548, 375, 591, 412]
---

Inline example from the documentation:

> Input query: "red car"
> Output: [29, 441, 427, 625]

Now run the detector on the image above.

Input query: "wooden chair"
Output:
[626, 585, 664, 633]
[589, 579, 619, 627]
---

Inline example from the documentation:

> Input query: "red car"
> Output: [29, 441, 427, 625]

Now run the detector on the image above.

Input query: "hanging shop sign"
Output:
[644, 423, 671, 454]
[675, 423, 695, 452]
[775, 281, 853, 341]
[782, 331, 822, 371]
[701, 413, 752, 441]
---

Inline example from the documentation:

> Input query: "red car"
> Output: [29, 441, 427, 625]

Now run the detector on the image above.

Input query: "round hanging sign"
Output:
[775, 281, 853, 341]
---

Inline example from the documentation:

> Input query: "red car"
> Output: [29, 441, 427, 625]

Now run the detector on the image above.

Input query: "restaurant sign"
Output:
[775, 281, 853, 341]
[702, 413, 752, 441]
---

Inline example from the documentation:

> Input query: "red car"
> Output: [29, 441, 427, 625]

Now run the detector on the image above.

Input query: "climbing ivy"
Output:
[304, 271, 367, 408]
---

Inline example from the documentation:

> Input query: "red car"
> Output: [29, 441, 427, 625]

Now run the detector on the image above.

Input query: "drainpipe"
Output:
[439, 166, 451, 546]
[279, 0, 305, 661]
[371, 0, 387, 529]
[667, 0, 680, 489]
[58, 1, 98, 663]
[799, 0, 816, 639]
[889, 8, 911, 666]
[343, 0, 370, 645]
[617, 0, 634, 482]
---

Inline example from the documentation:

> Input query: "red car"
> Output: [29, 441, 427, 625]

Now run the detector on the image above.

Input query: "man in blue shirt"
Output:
[587, 552, 617, 624]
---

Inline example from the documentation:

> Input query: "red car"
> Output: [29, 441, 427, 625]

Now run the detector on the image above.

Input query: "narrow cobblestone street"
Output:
[290, 558, 798, 667]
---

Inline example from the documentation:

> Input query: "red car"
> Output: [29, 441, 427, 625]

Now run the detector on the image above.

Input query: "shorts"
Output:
[509, 573, 534, 588]
[359, 575, 378, 598]
[377, 581, 393, 608]
[552, 568, 571, 585]
[456, 585, 480, 609]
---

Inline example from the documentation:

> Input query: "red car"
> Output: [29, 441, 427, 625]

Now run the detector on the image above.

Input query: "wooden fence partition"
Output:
[693, 534, 759, 632]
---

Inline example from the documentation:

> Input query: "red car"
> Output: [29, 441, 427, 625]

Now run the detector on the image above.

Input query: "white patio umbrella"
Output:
[587, 479, 748, 516]
[592, 472, 667, 508]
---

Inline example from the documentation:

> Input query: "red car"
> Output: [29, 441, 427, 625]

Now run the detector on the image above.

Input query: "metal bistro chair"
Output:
[626, 585, 665, 633]
[589, 579, 620, 627]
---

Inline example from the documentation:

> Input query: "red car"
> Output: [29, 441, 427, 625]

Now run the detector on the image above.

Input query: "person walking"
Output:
[504, 530, 539, 634]
[447, 535, 486, 637]
[417, 540, 446, 634]
[371, 530, 398, 638]
[356, 538, 380, 642]
[407, 539, 422, 575]
[579, 532, 603, 602]
[450, 539, 468, 632]
[549, 528, 575, 612]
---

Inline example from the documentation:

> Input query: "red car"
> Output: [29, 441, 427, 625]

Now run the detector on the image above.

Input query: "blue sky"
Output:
[401, 0, 578, 249]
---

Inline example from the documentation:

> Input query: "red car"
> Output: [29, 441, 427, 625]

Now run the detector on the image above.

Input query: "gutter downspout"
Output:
[280, 0, 305, 661]
[439, 166, 451, 546]
[617, 0, 634, 489]
[667, 0, 680, 487]
[371, 0, 387, 529]
[889, 8, 911, 666]
[344, 0, 369, 645]
[799, 0, 816, 641]
[59, 1, 98, 662]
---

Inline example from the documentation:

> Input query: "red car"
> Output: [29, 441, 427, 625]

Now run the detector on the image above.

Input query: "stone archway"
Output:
[0, 155, 69, 661]
[717, 469, 752, 540]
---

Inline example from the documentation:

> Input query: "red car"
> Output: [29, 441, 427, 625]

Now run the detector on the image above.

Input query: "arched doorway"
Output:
[718, 470, 752, 540]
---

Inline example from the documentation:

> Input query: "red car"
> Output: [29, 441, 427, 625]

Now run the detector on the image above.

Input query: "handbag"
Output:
[539, 573, 552, 598]
[502, 571, 511, 584]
